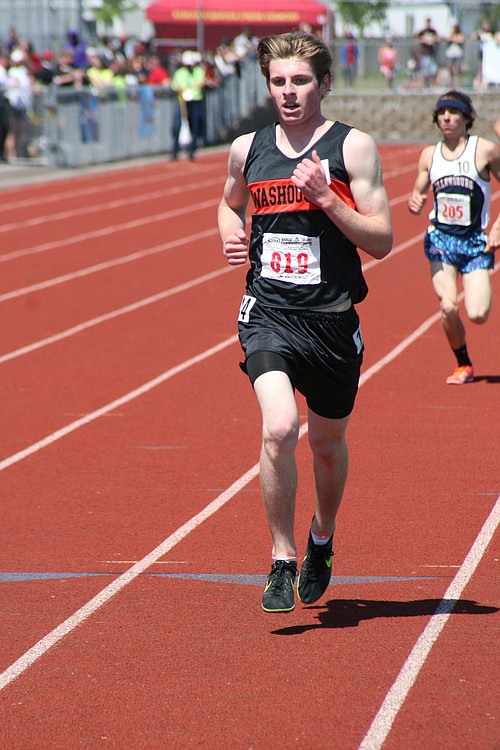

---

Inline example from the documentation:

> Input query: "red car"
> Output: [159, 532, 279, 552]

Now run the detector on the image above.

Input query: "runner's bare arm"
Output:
[479, 138, 500, 252]
[408, 146, 433, 215]
[218, 133, 253, 265]
[291, 130, 392, 259]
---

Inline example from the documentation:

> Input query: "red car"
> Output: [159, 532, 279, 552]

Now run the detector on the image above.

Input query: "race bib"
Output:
[260, 232, 321, 285]
[238, 294, 256, 323]
[436, 192, 471, 227]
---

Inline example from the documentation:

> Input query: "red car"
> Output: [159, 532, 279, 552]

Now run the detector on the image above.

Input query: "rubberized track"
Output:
[0, 147, 498, 749]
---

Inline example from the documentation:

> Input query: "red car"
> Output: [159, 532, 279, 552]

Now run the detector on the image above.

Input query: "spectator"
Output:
[6, 48, 34, 158]
[94, 35, 117, 67]
[127, 55, 148, 86]
[170, 50, 206, 161]
[233, 27, 258, 61]
[340, 31, 359, 88]
[52, 50, 77, 87]
[214, 41, 239, 78]
[86, 53, 114, 91]
[65, 29, 88, 69]
[416, 17, 440, 88]
[201, 55, 221, 89]
[111, 60, 130, 100]
[6, 27, 20, 54]
[146, 55, 170, 86]
[0, 54, 10, 161]
[34, 50, 55, 86]
[445, 23, 465, 88]
[378, 36, 398, 90]
[19, 40, 41, 75]
[473, 20, 494, 89]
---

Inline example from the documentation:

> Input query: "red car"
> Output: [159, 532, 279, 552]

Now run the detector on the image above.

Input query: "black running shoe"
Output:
[297, 531, 333, 604]
[261, 560, 297, 613]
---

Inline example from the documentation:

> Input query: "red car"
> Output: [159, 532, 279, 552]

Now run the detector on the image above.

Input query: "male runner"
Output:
[409, 90, 500, 384]
[218, 32, 392, 612]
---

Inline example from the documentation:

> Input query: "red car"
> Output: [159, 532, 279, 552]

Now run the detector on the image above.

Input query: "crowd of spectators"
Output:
[0, 25, 260, 161]
[340, 17, 500, 92]
[402, 17, 500, 92]
[1, 20, 497, 161]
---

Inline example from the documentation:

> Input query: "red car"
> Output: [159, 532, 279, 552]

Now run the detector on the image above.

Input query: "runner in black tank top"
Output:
[218, 31, 392, 613]
[243, 121, 367, 309]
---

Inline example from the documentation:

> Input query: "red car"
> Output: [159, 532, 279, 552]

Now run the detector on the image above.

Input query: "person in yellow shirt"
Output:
[86, 53, 114, 91]
[170, 51, 206, 160]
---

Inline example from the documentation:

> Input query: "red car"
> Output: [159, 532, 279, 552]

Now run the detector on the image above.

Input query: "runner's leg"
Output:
[430, 260, 465, 349]
[253, 370, 300, 560]
[462, 268, 492, 324]
[307, 410, 351, 537]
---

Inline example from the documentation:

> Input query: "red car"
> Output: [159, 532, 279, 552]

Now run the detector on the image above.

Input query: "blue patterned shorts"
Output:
[424, 227, 494, 274]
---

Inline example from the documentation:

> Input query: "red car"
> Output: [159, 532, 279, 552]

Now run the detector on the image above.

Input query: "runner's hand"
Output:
[485, 219, 500, 253]
[224, 229, 249, 265]
[408, 191, 427, 214]
[291, 150, 329, 204]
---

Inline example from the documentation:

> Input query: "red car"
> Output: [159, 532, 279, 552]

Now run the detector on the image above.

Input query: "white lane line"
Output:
[0, 335, 238, 473]
[0, 294, 476, 690]
[0, 150, 414, 218]
[0, 206, 498, 705]
[0, 167, 224, 214]
[0, 228, 218, 303]
[0, 461, 256, 691]
[0, 198, 219, 264]
[357, 495, 500, 750]
[0, 177, 224, 233]
[0, 265, 234, 364]
[0, 230, 420, 305]
[0, 231, 421, 363]
[0, 425, 310, 691]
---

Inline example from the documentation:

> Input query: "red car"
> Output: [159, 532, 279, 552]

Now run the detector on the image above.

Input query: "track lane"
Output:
[0, 146, 498, 749]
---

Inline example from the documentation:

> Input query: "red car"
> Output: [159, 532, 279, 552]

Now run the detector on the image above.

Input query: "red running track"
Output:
[0, 147, 498, 749]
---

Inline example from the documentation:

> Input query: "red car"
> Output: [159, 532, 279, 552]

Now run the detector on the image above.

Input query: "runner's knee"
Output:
[262, 416, 299, 458]
[440, 296, 459, 318]
[466, 304, 490, 325]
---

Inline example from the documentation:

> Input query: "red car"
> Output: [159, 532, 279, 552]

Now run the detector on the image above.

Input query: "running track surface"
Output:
[0, 146, 498, 750]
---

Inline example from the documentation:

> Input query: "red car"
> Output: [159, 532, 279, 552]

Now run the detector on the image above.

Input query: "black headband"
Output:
[434, 98, 471, 116]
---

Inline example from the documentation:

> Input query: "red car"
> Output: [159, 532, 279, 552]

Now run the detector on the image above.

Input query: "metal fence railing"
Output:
[19, 36, 494, 168]
[25, 59, 269, 168]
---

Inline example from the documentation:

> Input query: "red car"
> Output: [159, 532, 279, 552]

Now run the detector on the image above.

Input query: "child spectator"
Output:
[378, 36, 398, 90]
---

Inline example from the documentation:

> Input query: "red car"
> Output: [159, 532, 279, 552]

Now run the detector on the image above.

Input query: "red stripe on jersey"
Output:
[249, 178, 356, 214]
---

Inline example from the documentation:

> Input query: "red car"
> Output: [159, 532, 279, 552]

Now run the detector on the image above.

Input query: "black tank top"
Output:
[243, 121, 368, 308]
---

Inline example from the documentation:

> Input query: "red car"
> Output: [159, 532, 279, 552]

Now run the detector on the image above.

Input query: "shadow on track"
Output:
[271, 598, 499, 635]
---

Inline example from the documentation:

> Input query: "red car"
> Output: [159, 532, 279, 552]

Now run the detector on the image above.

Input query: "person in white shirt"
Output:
[6, 48, 34, 158]
[408, 91, 500, 384]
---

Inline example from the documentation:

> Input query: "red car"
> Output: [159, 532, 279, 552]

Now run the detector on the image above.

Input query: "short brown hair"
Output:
[257, 31, 332, 88]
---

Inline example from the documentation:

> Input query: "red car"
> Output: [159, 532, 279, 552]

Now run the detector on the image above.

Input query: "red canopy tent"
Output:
[146, 0, 329, 51]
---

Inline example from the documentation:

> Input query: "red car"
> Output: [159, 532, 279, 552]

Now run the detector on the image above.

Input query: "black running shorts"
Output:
[237, 296, 364, 420]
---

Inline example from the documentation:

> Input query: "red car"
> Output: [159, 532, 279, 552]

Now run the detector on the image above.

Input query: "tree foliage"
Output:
[475, 3, 500, 31]
[336, 2, 389, 36]
[92, 0, 138, 26]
